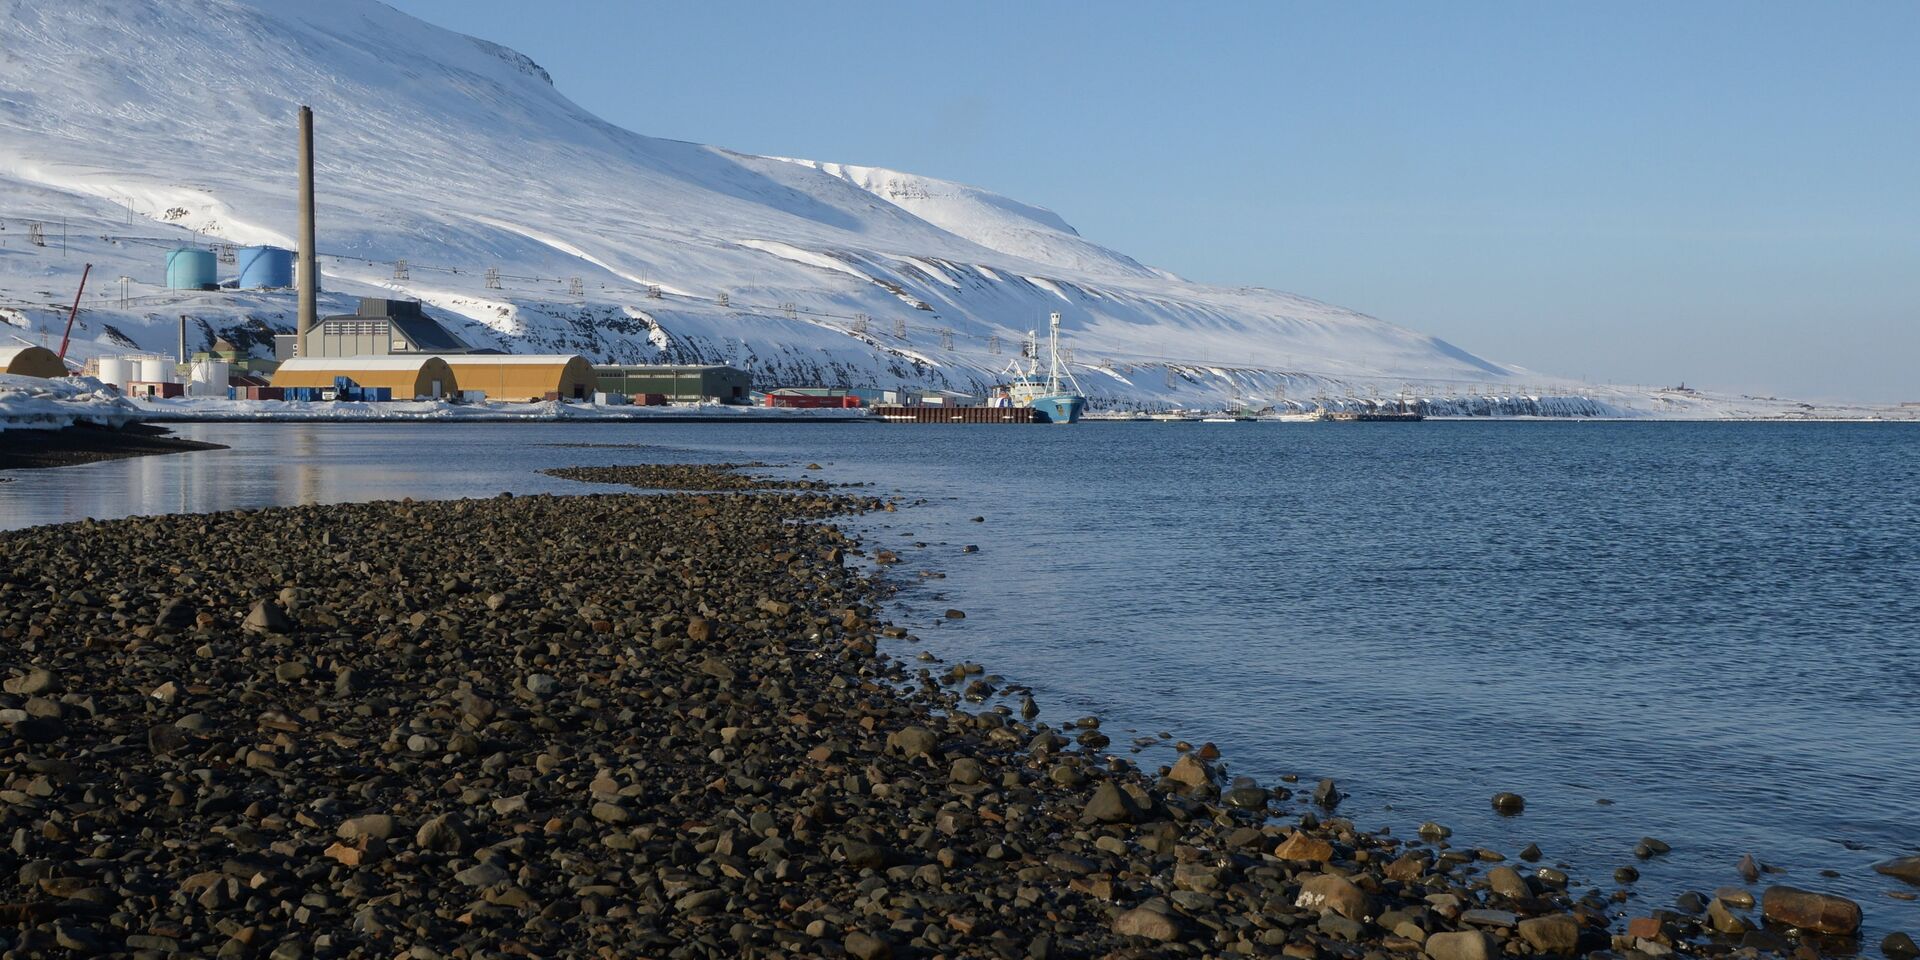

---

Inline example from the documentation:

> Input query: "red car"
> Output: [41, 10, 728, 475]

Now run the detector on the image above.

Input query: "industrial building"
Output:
[273, 356, 458, 399]
[764, 387, 862, 409]
[0, 345, 68, 378]
[302, 298, 472, 358]
[593, 364, 750, 404]
[442, 355, 594, 401]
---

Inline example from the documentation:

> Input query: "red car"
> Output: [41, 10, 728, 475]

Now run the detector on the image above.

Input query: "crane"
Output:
[56, 262, 92, 363]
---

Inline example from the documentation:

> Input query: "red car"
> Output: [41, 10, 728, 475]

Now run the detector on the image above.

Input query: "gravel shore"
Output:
[0, 465, 1882, 958]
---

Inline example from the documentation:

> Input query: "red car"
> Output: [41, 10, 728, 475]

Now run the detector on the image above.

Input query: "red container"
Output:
[766, 392, 862, 408]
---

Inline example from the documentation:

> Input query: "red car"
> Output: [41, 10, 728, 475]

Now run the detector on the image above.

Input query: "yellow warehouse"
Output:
[437, 355, 595, 401]
[0, 345, 69, 379]
[272, 356, 459, 399]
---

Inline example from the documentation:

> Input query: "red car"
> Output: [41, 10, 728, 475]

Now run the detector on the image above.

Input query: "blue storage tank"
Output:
[165, 247, 218, 290]
[236, 245, 293, 289]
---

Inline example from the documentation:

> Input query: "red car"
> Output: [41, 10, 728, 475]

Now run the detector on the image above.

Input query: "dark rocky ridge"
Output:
[0, 467, 1881, 958]
[0, 422, 226, 471]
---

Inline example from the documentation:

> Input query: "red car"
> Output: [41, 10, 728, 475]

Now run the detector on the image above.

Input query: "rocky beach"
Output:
[0, 463, 1907, 959]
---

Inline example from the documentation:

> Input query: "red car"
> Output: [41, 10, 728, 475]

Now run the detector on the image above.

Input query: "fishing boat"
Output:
[1326, 409, 1424, 422]
[990, 312, 1086, 424]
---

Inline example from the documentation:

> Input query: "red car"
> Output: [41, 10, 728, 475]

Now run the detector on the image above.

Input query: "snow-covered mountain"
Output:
[0, 0, 1819, 417]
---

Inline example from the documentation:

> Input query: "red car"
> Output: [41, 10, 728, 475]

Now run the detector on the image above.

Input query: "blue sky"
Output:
[386, 1, 1917, 401]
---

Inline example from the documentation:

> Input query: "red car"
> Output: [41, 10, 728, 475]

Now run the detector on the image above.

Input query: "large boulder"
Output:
[1761, 886, 1861, 935]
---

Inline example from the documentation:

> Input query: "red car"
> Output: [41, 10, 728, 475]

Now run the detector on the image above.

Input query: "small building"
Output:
[192, 338, 279, 378]
[303, 298, 471, 358]
[438, 355, 595, 401]
[905, 389, 980, 407]
[0, 345, 69, 379]
[124, 381, 185, 399]
[764, 387, 862, 409]
[273, 356, 459, 399]
[593, 364, 750, 404]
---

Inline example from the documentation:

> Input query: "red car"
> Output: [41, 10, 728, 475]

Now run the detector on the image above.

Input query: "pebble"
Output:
[243, 599, 294, 634]
[1707, 897, 1753, 934]
[1275, 831, 1336, 863]
[1486, 865, 1530, 899]
[1516, 913, 1580, 955]
[1081, 781, 1143, 824]
[1490, 791, 1525, 815]
[1424, 929, 1497, 960]
[1713, 886, 1755, 908]
[1297, 873, 1371, 920]
[2, 666, 57, 695]
[1112, 905, 1182, 941]
[843, 931, 893, 960]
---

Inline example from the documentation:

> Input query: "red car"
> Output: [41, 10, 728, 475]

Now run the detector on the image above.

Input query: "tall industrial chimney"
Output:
[296, 105, 317, 356]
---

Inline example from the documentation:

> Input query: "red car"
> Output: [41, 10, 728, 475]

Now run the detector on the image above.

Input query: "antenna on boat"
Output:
[1043, 312, 1083, 396]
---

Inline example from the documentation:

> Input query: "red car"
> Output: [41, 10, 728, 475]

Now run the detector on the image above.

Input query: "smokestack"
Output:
[296, 105, 317, 355]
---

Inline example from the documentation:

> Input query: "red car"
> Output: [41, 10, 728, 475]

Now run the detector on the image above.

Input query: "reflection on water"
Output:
[1, 424, 619, 527]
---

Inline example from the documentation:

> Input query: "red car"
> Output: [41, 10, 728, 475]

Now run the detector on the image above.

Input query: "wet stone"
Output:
[1760, 885, 1861, 935]
[1884, 932, 1920, 960]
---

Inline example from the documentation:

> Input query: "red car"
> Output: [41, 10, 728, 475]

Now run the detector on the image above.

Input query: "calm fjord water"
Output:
[4, 420, 1917, 942]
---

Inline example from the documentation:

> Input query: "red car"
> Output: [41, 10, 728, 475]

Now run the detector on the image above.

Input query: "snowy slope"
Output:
[0, 0, 1822, 417]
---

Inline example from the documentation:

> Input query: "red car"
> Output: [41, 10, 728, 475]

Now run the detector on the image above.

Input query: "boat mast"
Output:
[1046, 312, 1062, 393]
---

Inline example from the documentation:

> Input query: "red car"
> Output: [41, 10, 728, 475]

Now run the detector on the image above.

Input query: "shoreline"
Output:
[0, 422, 228, 471]
[0, 466, 1893, 958]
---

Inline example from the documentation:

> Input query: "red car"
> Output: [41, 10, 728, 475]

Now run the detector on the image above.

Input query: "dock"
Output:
[871, 405, 1038, 424]
[1326, 410, 1424, 422]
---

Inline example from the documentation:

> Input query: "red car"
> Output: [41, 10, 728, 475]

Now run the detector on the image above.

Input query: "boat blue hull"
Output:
[1028, 393, 1085, 424]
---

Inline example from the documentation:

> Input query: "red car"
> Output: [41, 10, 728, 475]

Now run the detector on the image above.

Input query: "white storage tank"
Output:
[95, 356, 133, 391]
[137, 357, 177, 384]
[190, 359, 231, 397]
